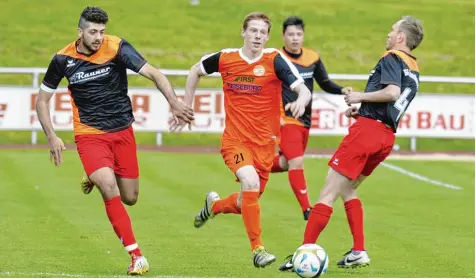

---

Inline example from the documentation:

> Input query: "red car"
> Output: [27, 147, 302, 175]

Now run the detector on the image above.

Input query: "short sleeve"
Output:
[117, 39, 147, 73]
[274, 53, 303, 90]
[200, 52, 221, 75]
[380, 53, 402, 87]
[41, 54, 66, 92]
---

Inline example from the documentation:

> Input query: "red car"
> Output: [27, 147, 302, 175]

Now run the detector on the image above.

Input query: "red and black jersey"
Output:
[359, 50, 420, 133]
[41, 35, 147, 135]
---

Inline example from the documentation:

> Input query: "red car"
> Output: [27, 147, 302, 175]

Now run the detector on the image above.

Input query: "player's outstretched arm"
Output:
[36, 89, 65, 166]
[286, 83, 312, 118]
[313, 58, 352, 95]
[170, 62, 205, 132]
[344, 84, 401, 105]
[139, 64, 194, 124]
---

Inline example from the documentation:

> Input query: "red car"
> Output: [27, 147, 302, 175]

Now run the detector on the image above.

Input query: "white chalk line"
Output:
[304, 153, 467, 190]
[380, 162, 462, 190]
[0, 271, 194, 278]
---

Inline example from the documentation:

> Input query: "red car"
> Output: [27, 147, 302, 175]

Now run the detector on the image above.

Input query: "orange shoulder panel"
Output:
[382, 50, 419, 72]
[57, 35, 121, 64]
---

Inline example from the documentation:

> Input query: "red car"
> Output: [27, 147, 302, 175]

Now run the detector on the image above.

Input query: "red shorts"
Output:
[279, 124, 310, 160]
[329, 117, 395, 180]
[75, 126, 139, 179]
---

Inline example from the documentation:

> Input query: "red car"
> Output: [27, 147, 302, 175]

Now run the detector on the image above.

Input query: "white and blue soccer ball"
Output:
[292, 244, 329, 278]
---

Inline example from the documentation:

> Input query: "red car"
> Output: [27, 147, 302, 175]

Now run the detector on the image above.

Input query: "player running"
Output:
[271, 16, 352, 221]
[36, 6, 194, 275]
[170, 12, 312, 268]
[279, 15, 424, 270]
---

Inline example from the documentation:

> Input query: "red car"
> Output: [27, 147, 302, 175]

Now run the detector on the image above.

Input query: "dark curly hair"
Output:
[78, 6, 109, 28]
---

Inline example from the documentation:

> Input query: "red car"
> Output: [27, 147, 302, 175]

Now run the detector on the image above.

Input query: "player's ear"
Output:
[241, 29, 245, 38]
[77, 27, 83, 38]
[397, 31, 405, 44]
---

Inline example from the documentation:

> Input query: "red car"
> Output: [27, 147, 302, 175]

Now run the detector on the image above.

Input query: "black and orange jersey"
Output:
[41, 35, 147, 135]
[359, 50, 420, 132]
[200, 48, 303, 146]
[280, 47, 343, 128]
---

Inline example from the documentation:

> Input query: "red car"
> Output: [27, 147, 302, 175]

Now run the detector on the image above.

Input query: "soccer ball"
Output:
[292, 244, 329, 278]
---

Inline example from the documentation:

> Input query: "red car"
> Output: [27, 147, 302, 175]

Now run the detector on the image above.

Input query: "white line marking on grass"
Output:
[304, 153, 474, 162]
[0, 271, 194, 278]
[304, 153, 465, 190]
[380, 162, 463, 190]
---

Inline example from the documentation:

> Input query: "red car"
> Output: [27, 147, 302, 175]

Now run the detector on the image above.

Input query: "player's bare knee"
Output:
[288, 156, 304, 170]
[280, 155, 289, 171]
[122, 194, 138, 206]
[318, 169, 346, 205]
[236, 165, 260, 192]
[90, 168, 119, 199]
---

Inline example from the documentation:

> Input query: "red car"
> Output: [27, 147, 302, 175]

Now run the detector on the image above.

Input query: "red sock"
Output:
[288, 169, 311, 212]
[271, 155, 283, 173]
[303, 203, 333, 244]
[105, 196, 142, 257]
[345, 199, 365, 251]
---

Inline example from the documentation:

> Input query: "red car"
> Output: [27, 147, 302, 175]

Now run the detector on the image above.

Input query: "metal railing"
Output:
[0, 67, 474, 151]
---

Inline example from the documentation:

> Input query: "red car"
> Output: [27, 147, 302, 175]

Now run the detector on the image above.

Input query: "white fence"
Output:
[0, 67, 474, 151]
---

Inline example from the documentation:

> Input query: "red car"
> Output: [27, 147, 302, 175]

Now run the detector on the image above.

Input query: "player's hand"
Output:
[170, 99, 195, 124]
[285, 99, 307, 119]
[344, 91, 363, 106]
[345, 106, 359, 119]
[48, 135, 66, 167]
[169, 118, 192, 133]
[341, 87, 352, 95]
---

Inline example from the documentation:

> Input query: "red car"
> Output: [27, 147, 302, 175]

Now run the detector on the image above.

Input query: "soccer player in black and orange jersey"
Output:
[270, 16, 352, 220]
[280, 16, 424, 271]
[36, 6, 194, 275]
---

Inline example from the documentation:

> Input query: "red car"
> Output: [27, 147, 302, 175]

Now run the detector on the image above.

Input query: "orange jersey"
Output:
[200, 48, 303, 145]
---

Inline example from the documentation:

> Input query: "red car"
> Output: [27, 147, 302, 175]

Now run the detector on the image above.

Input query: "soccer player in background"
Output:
[271, 16, 352, 221]
[279, 15, 424, 270]
[170, 12, 312, 268]
[36, 6, 194, 275]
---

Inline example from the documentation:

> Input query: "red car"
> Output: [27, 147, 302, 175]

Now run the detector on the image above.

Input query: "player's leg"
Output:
[235, 165, 276, 268]
[279, 124, 369, 272]
[271, 152, 288, 172]
[336, 174, 370, 268]
[111, 127, 148, 274]
[279, 124, 312, 219]
[116, 177, 139, 206]
[337, 131, 395, 268]
[271, 125, 289, 173]
[112, 127, 140, 206]
[193, 143, 250, 228]
[76, 131, 148, 275]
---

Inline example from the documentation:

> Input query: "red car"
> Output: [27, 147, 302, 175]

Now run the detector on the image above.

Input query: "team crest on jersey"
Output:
[253, 65, 265, 76]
